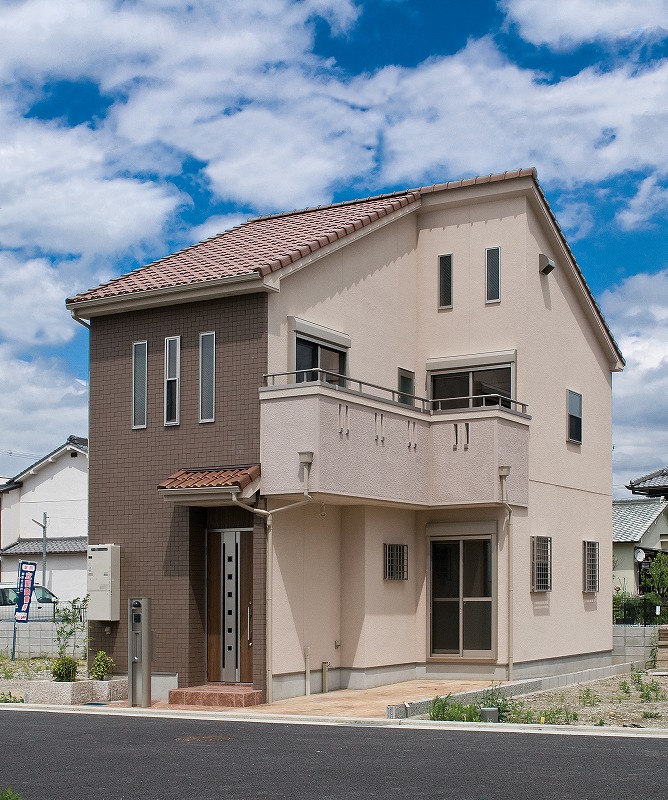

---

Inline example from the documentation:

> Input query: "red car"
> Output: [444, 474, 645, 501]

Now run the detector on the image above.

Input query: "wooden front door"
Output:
[207, 529, 253, 682]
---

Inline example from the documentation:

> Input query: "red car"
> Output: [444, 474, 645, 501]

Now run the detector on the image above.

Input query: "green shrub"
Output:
[89, 650, 115, 681]
[51, 655, 78, 682]
[0, 789, 25, 800]
[429, 695, 481, 722]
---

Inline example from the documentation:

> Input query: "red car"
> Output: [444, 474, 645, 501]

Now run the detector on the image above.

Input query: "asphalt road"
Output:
[0, 710, 664, 800]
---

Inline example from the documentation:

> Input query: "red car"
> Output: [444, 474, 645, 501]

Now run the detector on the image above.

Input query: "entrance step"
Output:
[168, 683, 263, 708]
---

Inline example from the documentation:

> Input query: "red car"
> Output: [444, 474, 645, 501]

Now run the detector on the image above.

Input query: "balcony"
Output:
[260, 371, 530, 507]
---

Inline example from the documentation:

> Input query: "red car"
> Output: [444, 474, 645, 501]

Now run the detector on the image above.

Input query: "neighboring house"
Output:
[612, 498, 668, 595]
[627, 468, 668, 500]
[0, 436, 88, 601]
[66, 168, 623, 702]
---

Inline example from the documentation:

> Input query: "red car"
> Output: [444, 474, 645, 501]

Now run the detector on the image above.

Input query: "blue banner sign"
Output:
[14, 561, 37, 623]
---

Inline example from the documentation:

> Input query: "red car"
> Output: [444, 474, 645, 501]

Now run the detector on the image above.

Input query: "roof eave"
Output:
[66, 273, 273, 320]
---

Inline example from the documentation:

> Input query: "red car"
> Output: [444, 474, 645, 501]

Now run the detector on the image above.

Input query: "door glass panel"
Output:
[296, 338, 318, 382]
[463, 601, 492, 651]
[463, 540, 492, 597]
[432, 373, 469, 410]
[472, 368, 511, 407]
[320, 345, 345, 385]
[432, 601, 459, 654]
[432, 541, 459, 598]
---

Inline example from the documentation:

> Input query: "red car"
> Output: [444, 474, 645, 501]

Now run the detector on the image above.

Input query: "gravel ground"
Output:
[514, 672, 668, 728]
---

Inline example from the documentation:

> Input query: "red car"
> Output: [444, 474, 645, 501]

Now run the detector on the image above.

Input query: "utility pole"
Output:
[32, 513, 47, 585]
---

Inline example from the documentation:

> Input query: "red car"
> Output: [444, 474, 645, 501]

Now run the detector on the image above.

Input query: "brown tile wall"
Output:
[87, 293, 268, 688]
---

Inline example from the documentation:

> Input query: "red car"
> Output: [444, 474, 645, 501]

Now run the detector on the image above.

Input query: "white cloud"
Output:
[500, 0, 668, 49]
[189, 214, 249, 243]
[0, 253, 75, 347]
[600, 270, 668, 495]
[0, 344, 88, 478]
[616, 175, 668, 230]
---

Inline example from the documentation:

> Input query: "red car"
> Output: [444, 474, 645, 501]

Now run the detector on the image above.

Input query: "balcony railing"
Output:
[263, 369, 528, 415]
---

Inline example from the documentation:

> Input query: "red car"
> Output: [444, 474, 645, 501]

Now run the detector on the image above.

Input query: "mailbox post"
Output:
[128, 598, 152, 708]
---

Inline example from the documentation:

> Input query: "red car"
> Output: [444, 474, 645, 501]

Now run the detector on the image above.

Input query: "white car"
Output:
[0, 582, 59, 615]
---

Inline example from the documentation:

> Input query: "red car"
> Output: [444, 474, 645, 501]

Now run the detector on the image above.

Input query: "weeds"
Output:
[642, 710, 660, 719]
[0, 691, 23, 704]
[578, 687, 600, 707]
[0, 789, 24, 800]
[618, 680, 631, 696]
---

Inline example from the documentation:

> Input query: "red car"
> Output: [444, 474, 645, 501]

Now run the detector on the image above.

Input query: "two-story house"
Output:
[66, 168, 623, 703]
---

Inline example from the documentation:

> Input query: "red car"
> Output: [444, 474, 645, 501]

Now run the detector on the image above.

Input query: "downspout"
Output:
[69, 311, 91, 330]
[498, 466, 513, 683]
[232, 451, 314, 704]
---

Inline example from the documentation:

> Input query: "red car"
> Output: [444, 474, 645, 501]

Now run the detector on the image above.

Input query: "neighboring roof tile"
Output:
[0, 536, 88, 555]
[158, 465, 260, 492]
[66, 193, 419, 304]
[627, 468, 668, 495]
[612, 499, 668, 542]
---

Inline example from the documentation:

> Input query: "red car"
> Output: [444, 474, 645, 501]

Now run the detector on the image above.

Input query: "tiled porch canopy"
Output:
[158, 464, 260, 506]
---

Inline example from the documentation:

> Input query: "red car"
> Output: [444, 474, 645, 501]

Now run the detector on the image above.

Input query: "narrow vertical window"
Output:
[439, 254, 452, 308]
[199, 332, 215, 423]
[398, 368, 415, 406]
[164, 336, 180, 426]
[486, 247, 500, 303]
[583, 541, 599, 593]
[132, 341, 148, 429]
[567, 390, 582, 444]
[531, 536, 552, 592]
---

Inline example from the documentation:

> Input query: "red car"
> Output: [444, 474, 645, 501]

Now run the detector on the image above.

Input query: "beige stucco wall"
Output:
[264, 179, 617, 685]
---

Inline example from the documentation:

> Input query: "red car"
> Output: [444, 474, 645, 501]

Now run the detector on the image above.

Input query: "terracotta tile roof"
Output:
[67, 193, 420, 304]
[158, 465, 260, 492]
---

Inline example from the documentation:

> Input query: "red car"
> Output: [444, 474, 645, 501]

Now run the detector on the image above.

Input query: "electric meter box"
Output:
[87, 544, 120, 621]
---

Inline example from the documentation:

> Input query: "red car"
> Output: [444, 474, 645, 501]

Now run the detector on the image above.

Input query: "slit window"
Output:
[199, 332, 215, 423]
[486, 247, 500, 303]
[583, 541, 599, 593]
[132, 341, 148, 429]
[384, 544, 408, 580]
[531, 536, 552, 592]
[164, 336, 180, 426]
[568, 390, 582, 444]
[439, 254, 453, 308]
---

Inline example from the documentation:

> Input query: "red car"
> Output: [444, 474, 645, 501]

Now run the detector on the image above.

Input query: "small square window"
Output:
[531, 536, 551, 592]
[384, 544, 408, 580]
[583, 541, 599, 593]
[439, 254, 452, 308]
[568, 390, 582, 444]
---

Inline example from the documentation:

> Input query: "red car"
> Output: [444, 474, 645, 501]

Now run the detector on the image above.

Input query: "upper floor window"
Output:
[398, 368, 415, 406]
[432, 364, 512, 411]
[568, 390, 582, 444]
[438, 254, 453, 309]
[583, 541, 599, 593]
[199, 332, 215, 423]
[164, 336, 180, 426]
[296, 336, 346, 386]
[132, 341, 148, 429]
[486, 247, 500, 303]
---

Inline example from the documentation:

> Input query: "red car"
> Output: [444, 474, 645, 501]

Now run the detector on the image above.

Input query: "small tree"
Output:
[55, 596, 89, 659]
[643, 552, 668, 604]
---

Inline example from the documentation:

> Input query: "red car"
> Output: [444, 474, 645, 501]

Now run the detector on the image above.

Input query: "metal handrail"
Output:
[263, 370, 528, 415]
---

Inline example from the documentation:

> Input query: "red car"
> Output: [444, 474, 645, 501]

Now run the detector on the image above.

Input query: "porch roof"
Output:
[157, 464, 260, 506]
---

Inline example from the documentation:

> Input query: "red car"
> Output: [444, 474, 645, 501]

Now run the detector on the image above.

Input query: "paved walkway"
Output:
[118, 679, 498, 718]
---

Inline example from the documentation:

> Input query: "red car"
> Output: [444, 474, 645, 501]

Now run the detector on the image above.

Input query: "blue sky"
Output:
[0, 0, 667, 496]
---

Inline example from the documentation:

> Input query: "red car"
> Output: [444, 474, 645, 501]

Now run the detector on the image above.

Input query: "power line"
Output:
[0, 448, 41, 460]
